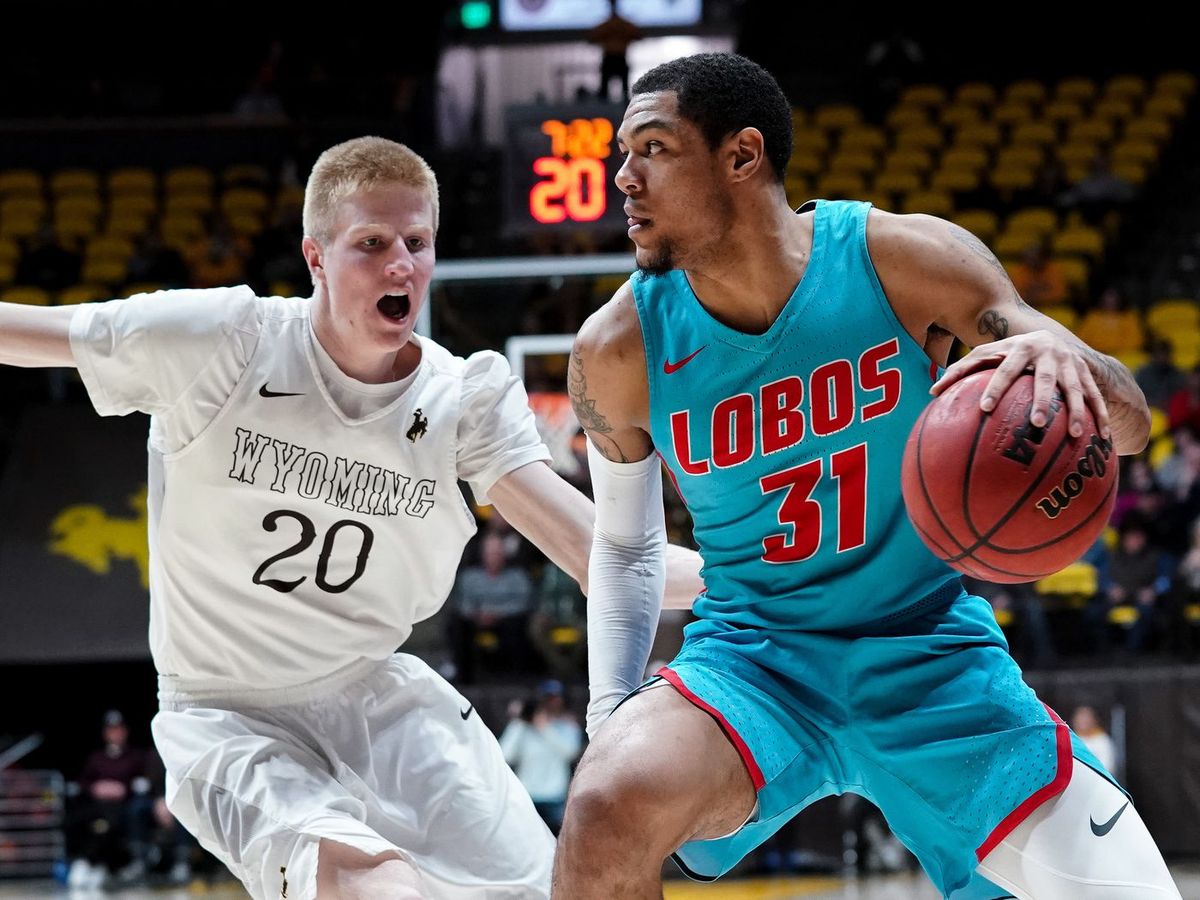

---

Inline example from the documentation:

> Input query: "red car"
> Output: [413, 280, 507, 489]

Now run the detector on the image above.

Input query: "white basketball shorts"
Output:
[153, 654, 554, 900]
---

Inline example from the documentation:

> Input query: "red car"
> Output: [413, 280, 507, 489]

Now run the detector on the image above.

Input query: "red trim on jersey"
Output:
[929, 360, 939, 382]
[657, 666, 766, 791]
[975, 703, 1073, 862]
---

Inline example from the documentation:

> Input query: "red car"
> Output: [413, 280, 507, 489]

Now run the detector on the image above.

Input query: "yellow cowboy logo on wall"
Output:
[47, 486, 149, 589]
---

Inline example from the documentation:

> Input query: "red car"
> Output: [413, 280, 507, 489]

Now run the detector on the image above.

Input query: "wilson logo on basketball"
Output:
[1035, 434, 1114, 519]
[1001, 396, 1061, 466]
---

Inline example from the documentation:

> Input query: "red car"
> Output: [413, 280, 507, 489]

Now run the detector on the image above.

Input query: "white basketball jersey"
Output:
[70, 288, 550, 691]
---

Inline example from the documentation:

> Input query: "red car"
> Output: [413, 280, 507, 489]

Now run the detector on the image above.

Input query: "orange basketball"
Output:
[901, 369, 1118, 583]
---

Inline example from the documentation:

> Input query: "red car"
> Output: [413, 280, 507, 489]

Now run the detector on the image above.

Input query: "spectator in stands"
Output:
[1059, 151, 1136, 224]
[448, 531, 536, 683]
[1173, 518, 1200, 655]
[66, 710, 150, 889]
[1156, 426, 1200, 499]
[1085, 514, 1172, 653]
[1070, 706, 1117, 774]
[15, 225, 81, 292]
[1075, 286, 1146, 357]
[588, 1, 642, 102]
[185, 217, 249, 289]
[1008, 238, 1070, 308]
[1112, 456, 1159, 528]
[530, 560, 588, 680]
[1135, 338, 1186, 411]
[499, 680, 583, 834]
[1167, 363, 1200, 433]
[126, 233, 190, 289]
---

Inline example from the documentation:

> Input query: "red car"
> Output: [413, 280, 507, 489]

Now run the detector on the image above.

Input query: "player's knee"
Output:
[562, 755, 680, 848]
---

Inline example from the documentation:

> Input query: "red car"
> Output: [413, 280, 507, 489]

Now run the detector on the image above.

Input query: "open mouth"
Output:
[377, 294, 411, 321]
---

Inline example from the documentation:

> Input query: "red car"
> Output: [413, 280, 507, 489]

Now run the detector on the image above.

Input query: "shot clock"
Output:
[504, 103, 629, 236]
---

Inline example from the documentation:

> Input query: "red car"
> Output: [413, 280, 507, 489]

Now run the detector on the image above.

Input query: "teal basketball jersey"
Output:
[632, 199, 960, 631]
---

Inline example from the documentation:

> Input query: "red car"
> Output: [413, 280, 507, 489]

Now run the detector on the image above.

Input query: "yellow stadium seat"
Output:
[49, 169, 100, 197]
[793, 130, 831, 155]
[1055, 256, 1089, 293]
[1053, 225, 1105, 259]
[992, 101, 1034, 126]
[993, 607, 1014, 628]
[839, 125, 887, 154]
[1108, 605, 1140, 626]
[857, 192, 892, 212]
[1010, 121, 1058, 147]
[941, 146, 989, 172]
[1055, 77, 1098, 103]
[951, 210, 999, 243]
[1165, 329, 1200, 369]
[1004, 80, 1047, 105]
[873, 171, 923, 197]
[1068, 119, 1116, 143]
[107, 167, 156, 196]
[1155, 71, 1196, 97]
[894, 125, 944, 151]
[110, 195, 157, 219]
[790, 107, 807, 129]
[54, 214, 97, 244]
[990, 167, 1035, 193]
[1148, 407, 1170, 441]
[953, 122, 1003, 148]
[1185, 603, 1200, 625]
[104, 214, 151, 239]
[828, 152, 877, 176]
[1056, 142, 1100, 168]
[901, 190, 953, 217]
[899, 84, 947, 107]
[164, 166, 215, 195]
[163, 193, 214, 217]
[1150, 434, 1175, 470]
[1144, 95, 1186, 120]
[55, 195, 102, 219]
[813, 104, 862, 132]
[1093, 97, 1136, 122]
[80, 258, 128, 286]
[1114, 350, 1148, 371]
[160, 214, 206, 245]
[787, 154, 823, 177]
[1007, 208, 1058, 235]
[996, 145, 1045, 170]
[994, 229, 1042, 258]
[221, 188, 270, 217]
[1043, 99, 1085, 126]
[58, 284, 110, 305]
[1, 196, 46, 219]
[1146, 299, 1200, 336]
[885, 106, 931, 130]
[784, 175, 810, 209]
[954, 82, 997, 105]
[0, 237, 18, 264]
[1035, 561, 1098, 598]
[1105, 75, 1147, 101]
[1124, 117, 1172, 143]
[85, 235, 136, 263]
[1111, 140, 1159, 167]
[883, 148, 934, 174]
[275, 185, 306, 210]
[930, 169, 980, 194]
[0, 214, 41, 240]
[1, 286, 51, 306]
[227, 214, 264, 238]
[222, 163, 272, 187]
[814, 172, 866, 198]
[1112, 161, 1147, 185]
[1038, 304, 1078, 331]
[939, 104, 984, 128]
[0, 261, 13, 286]
[0, 169, 44, 197]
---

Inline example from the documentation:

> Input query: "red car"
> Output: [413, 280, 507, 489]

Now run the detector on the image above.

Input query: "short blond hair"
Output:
[302, 136, 439, 243]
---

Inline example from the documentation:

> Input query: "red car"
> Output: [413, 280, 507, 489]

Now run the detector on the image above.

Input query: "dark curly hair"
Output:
[631, 53, 792, 184]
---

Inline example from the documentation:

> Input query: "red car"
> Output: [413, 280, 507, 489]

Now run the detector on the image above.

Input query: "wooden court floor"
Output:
[2, 867, 1198, 898]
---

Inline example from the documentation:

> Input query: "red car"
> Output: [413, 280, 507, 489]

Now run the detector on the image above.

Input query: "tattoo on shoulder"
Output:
[978, 310, 1009, 341]
[948, 223, 1007, 277]
[567, 348, 629, 462]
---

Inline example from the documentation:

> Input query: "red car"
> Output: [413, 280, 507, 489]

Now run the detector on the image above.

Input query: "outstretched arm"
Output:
[867, 211, 1150, 454]
[0, 303, 79, 368]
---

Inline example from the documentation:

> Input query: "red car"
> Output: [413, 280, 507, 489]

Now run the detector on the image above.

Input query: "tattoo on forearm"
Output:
[568, 348, 630, 462]
[1077, 342, 1148, 449]
[1011, 286, 1035, 312]
[949, 224, 1007, 277]
[978, 310, 1009, 341]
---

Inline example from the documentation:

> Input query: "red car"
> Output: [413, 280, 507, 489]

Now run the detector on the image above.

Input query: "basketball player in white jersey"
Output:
[0, 137, 703, 900]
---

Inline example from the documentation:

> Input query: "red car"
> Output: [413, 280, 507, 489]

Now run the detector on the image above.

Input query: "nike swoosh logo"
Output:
[460, 704, 474, 720]
[259, 384, 304, 398]
[663, 346, 706, 375]
[1091, 801, 1129, 836]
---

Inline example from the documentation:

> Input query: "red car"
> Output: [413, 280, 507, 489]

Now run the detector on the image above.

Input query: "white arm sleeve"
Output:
[585, 441, 666, 739]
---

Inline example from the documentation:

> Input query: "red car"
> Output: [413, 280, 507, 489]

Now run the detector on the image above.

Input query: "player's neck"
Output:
[310, 302, 419, 384]
[685, 203, 811, 335]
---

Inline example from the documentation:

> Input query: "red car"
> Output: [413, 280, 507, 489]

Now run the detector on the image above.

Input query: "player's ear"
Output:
[727, 127, 766, 183]
[301, 236, 325, 284]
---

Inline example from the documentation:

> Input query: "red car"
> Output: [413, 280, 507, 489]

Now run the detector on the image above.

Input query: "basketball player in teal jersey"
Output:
[553, 54, 1180, 899]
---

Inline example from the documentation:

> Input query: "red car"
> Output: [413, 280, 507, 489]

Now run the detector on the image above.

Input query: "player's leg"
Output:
[552, 682, 758, 899]
[977, 762, 1181, 899]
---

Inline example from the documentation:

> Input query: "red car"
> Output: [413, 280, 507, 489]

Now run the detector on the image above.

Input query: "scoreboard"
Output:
[503, 103, 628, 237]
